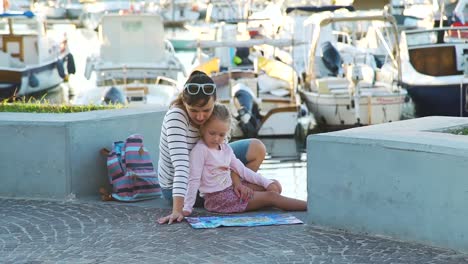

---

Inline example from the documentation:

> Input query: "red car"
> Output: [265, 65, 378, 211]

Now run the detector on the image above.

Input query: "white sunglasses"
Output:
[184, 83, 216, 95]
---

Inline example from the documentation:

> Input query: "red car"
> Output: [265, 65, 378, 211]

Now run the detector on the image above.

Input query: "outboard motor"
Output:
[321, 41, 343, 76]
[103, 86, 127, 105]
[233, 86, 261, 138]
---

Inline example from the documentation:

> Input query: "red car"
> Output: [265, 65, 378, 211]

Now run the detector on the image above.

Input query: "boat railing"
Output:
[405, 26, 468, 46]
[164, 39, 176, 55]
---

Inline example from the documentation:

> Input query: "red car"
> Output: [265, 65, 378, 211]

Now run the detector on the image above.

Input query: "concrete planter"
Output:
[0, 107, 165, 199]
[307, 116, 468, 253]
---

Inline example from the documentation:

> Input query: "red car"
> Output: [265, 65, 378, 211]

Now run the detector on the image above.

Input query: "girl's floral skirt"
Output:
[204, 186, 249, 213]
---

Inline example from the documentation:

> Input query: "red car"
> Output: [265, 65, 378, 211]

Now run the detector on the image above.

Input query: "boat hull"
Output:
[0, 57, 67, 98]
[300, 90, 407, 130]
[404, 83, 468, 117]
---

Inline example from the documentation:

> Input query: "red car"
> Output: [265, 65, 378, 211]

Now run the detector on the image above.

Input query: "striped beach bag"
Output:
[105, 134, 161, 202]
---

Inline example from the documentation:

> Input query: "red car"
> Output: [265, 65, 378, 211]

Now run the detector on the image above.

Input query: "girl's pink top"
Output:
[183, 140, 273, 213]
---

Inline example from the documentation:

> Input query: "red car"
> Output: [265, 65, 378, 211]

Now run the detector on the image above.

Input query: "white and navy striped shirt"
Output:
[158, 107, 200, 197]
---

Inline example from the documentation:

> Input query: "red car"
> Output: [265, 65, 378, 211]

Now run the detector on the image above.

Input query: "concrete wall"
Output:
[0, 107, 166, 199]
[307, 116, 468, 253]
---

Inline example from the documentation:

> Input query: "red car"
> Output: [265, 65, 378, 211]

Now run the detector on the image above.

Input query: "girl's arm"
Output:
[183, 144, 205, 214]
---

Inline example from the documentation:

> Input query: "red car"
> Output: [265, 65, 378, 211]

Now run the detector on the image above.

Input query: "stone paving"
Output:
[1, 198, 468, 264]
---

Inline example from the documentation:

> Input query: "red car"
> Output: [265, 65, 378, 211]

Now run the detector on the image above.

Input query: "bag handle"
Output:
[99, 148, 114, 201]
[100, 148, 110, 157]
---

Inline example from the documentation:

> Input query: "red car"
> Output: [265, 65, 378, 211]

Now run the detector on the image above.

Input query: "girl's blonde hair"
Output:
[203, 103, 233, 139]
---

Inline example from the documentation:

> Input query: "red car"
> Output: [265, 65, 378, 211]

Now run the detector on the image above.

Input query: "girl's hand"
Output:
[158, 211, 185, 225]
[233, 183, 253, 202]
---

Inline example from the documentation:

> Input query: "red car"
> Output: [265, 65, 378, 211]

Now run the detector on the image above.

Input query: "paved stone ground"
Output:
[1, 198, 468, 264]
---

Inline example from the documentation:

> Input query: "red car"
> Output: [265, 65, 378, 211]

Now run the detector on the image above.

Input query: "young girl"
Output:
[183, 103, 307, 215]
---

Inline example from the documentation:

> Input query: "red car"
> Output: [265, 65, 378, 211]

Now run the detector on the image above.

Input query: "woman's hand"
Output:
[158, 210, 185, 225]
[158, 196, 185, 224]
[233, 183, 253, 202]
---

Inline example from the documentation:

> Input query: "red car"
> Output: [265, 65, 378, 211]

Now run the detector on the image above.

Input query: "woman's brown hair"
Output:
[171, 70, 217, 108]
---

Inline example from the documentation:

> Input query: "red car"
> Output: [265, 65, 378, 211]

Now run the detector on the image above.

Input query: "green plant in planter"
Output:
[447, 128, 468, 135]
[0, 97, 125, 113]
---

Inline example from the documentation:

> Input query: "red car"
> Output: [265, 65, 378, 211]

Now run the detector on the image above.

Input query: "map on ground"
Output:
[186, 213, 303, 229]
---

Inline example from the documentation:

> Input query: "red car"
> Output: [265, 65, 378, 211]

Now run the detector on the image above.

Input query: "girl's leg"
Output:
[245, 191, 307, 212]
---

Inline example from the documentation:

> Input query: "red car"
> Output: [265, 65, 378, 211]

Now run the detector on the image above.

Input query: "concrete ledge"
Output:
[307, 116, 468, 252]
[0, 107, 166, 199]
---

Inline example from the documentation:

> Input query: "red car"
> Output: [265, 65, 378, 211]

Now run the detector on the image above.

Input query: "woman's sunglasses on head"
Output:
[184, 83, 216, 95]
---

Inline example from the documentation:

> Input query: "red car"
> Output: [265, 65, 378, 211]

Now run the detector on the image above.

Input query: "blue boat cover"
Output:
[0, 11, 35, 18]
[285, 5, 354, 14]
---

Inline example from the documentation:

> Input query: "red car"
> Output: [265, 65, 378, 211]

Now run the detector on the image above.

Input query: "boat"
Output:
[0, 11, 75, 98]
[83, 13, 185, 106]
[193, 34, 313, 139]
[386, 0, 437, 30]
[281, 4, 355, 80]
[158, 0, 200, 25]
[7, 0, 31, 11]
[399, 24, 468, 117]
[79, 0, 132, 30]
[65, 0, 84, 20]
[299, 10, 407, 131]
[205, 0, 248, 23]
[33, 0, 67, 20]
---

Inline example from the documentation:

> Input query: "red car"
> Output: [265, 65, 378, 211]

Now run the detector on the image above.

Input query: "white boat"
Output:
[387, 0, 458, 30]
[79, 0, 132, 30]
[299, 10, 407, 131]
[84, 14, 185, 106]
[65, 0, 84, 19]
[205, 0, 249, 23]
[193, 36, 313, 139]
[158, 0, 200, 24]
[0, 11, 74, 98]
[34, 0, 67, 19]
[281, 4, 355, 80]
[7, 0, 31, 11]
[399, 25, 468, 117]
[387, 0, 436, 29]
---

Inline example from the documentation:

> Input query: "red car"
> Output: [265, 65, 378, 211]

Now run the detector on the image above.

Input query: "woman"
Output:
[157, 70, 272, 224]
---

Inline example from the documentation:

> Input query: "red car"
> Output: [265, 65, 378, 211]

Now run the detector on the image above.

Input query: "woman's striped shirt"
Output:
[158, 107, 200, 198]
